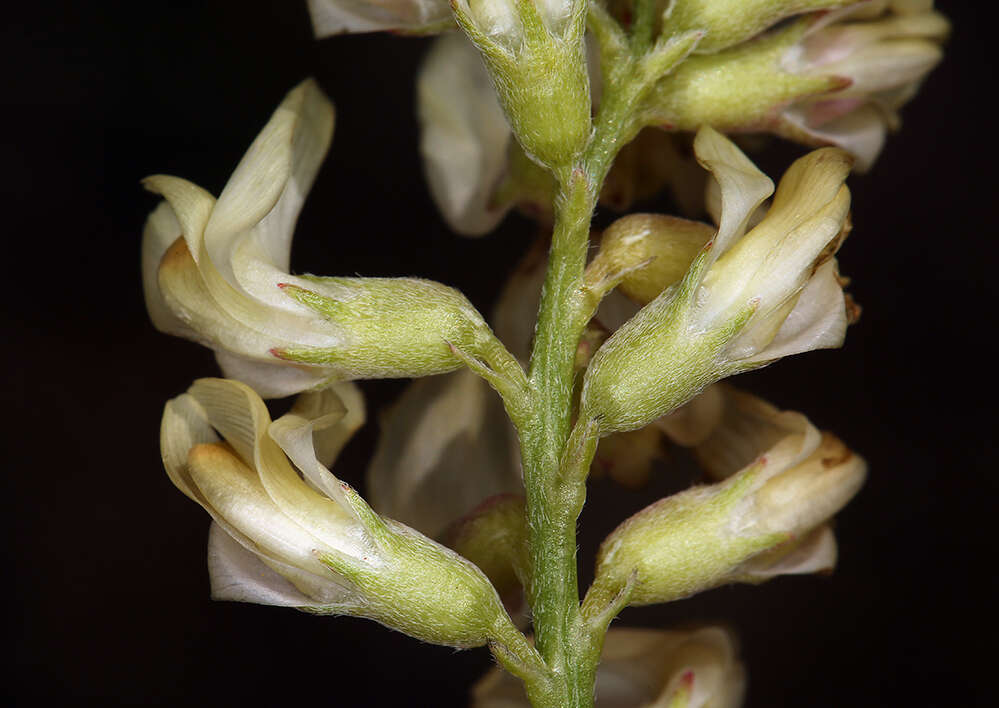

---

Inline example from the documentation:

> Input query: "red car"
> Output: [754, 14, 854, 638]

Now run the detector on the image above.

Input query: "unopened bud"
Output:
[452, 0, 592, 168]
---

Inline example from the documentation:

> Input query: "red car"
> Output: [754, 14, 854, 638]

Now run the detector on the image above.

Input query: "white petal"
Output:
[215, 349, 333, 399]
[205, 80, 331, 275]
[418, 34, 512, 236]
[269, 385, 359, 507]
[746, 258, 847, 364]
[226, 81, 335, 307]
[655, 384, 725, 447]
[736, 524, 838, 581]
[779, 104, 887, 172]
[307, 0, 452, 35]
[367, 369, 521, 538]
[207, 520, 316, 607]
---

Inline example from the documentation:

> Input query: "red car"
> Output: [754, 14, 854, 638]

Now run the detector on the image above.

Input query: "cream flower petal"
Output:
[268, 384, 362, 509]
[141, 174, 216, 261]
[162, 388, 341, 591]
[779, 103, 887, 172]
[160, 392, 219, 504]
[654, 384, 725, 447]
[211, 80, 335, 311]
[417, 34, 512, 236]
[141, 202, 198, 339]
[693, 127, 774, 260]
[492, 245, 547, 362]
[188, 379, 364, 559]
[186, 441, 337, 576]
[307, 0, 452, 35]
[290, 382, 365, 468]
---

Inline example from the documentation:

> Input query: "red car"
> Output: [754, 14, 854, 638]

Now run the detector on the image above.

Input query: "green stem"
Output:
[511, 19, 699, 707]
[520, 165, 595, 707]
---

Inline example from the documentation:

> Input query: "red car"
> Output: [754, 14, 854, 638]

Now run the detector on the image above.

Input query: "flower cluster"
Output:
[141, 1, 949, 705]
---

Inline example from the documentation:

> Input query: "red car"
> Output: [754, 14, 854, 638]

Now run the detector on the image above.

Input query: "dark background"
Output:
[4, 2, 993, 705]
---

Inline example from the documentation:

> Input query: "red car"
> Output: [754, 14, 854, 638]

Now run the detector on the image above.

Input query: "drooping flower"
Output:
[473, 626, 745, 707]
[142, 79, 514, 397]
[161, 377, 516, 648]
[581, 126, 854, 434]
[642, 0, 948, 170]
[586, 394, 865, 606]
[776, 0, 949, 169]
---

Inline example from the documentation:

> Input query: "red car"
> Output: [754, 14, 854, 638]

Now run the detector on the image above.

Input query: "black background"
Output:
[4, 2, 993, 705]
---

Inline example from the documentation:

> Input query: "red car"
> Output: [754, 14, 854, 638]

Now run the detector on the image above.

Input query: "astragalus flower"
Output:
[776, 0, 949, 169]
[642, 0, 948, 170]
[580, 126, 853, 434]
[585, 396, 865, 607]
[473, 627, 744, 707]
[142, 79, 515, 398]
[306, 0, 452, 35]
[161, 377, 519, 648]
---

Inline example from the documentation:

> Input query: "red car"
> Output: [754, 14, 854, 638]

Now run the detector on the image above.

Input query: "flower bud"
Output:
[642, 21, 845, 134]
[665, 0, 856, 54]
[587, 405, 865, 606]
[162, 378, 516, 648]
[451, 0, 592, 168]
[444, 494, 530, 621]
[586, 213, 714, 305]
[580, 126, 853, 434]
[143, 79, 512, 396]
[473, 626, 744, 707]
